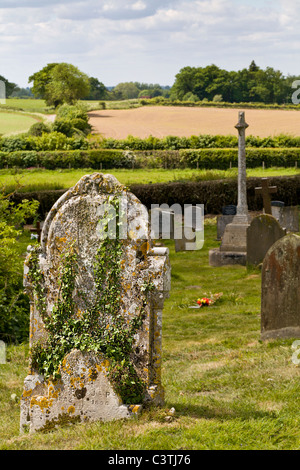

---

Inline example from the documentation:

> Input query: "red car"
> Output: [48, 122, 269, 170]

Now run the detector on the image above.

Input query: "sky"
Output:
[1, 0, 300, 89]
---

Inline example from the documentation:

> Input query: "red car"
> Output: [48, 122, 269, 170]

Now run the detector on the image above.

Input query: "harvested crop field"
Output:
[88, 106, 300, 139]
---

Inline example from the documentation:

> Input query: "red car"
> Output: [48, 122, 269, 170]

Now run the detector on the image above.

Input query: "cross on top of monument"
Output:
[235, 111, 249, 131]
[255, 178, 277, 215]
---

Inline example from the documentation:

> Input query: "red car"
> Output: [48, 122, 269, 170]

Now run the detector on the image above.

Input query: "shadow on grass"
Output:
[173, 401, 276, 422]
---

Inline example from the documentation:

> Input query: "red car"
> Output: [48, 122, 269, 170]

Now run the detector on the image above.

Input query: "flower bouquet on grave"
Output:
[196, 292, 223, 308]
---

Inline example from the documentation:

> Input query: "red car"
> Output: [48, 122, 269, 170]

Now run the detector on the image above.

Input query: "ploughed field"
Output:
[88, 106, 300, 139]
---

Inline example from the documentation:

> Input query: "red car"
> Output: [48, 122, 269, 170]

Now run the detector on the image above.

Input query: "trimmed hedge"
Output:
[140, 97, 300, 111]
[0, 149, 133, 170]
[1, 147, 300, 170]
[10, 176, 300, 217]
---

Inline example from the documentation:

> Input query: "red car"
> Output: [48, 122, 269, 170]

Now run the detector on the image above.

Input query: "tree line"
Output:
[170, 61, 300, 104]
[1, 60, 299, 106]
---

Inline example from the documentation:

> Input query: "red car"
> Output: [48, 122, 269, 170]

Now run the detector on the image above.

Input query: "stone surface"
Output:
[271, 205, 299, 233]
[247, 214, 286, 267]
[209, 111, 250, 266]
[209, 248, 247, 266]
[20, 173, 171, 433]
[20, 351, 135, 433]
[261, 233, 300, 340]
[217, 214, 235, 240]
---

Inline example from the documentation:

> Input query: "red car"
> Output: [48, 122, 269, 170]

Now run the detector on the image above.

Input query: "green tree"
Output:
[112, 82, 140, 100]
[84, 77, 108, 100]
[0, 74, 18, 97]
[28, 63, 58, 99]
[29, 63, 90, 107]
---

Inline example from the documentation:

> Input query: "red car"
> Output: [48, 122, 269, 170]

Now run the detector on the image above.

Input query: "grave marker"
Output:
[246, 214, 286, 267]
[255, 178, 277, 215]
[20, 173, 171, 433]
[209, 111, 250, 266]
[261, 233, 300, 340]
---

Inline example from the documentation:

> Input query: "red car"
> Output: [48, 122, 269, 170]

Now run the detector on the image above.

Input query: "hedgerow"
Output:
[0, 147, 299, 170]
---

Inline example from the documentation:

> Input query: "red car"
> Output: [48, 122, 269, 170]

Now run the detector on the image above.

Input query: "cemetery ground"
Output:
[1, 217, 300, 450]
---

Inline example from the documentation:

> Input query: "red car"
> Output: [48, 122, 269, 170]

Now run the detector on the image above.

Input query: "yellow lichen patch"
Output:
[30, 396, 53, 411]
[22, 389, 33, 398]
[67, 405, 75, 414]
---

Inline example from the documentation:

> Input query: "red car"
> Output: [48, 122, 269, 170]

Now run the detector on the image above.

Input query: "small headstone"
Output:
[222, 205, 237, 215]
[271, 201, 285, 208]
[261, 233, 300, 340]
[247, 214, 286, 267]
[174, 205, 204, 252]
[271, 205, 299, 233]
[20, 173, 171, 433]
[150, 207, 175, 239]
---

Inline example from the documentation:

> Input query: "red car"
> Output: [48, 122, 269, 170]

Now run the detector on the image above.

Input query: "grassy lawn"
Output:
[0, 167, 299, 193]
[0, 111, 42, 136]
[2, 99, 54, 115]
[1, 221, 300, 450]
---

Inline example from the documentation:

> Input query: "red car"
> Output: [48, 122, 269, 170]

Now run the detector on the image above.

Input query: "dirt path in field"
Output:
[88, 106, 300, 138]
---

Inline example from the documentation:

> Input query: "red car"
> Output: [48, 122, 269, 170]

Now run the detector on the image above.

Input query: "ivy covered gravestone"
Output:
[20, 173, 171, 433]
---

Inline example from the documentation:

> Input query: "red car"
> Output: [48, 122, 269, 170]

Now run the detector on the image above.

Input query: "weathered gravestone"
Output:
[246, 214, 286, 267]
[20, 173, 171, 433]
[150, 205, 204, 252]
[174, 205, 204, 252]
[271, 203, 299, 233]
[261, 233, 300, 340]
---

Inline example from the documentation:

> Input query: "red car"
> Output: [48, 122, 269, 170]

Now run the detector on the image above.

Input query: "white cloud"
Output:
[0, 0, 300, 87]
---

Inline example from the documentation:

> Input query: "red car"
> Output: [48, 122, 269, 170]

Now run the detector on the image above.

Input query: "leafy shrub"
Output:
[28, 122, 51, 137]
[0, 195, 39, 343]
[52, 119, 74, 137]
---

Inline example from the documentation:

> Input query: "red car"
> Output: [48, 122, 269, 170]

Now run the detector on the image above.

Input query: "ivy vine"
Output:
[28, 196, 153, 404]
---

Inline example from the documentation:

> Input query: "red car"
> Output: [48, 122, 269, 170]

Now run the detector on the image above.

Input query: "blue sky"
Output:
[0, 0, 299, 88]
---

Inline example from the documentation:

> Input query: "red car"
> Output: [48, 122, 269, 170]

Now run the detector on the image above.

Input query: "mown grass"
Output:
[0, 111, 42, 136]
[2, 98, 141, 115]
[1, 222, 300, 450]
[0, 167, 299, 193]
[1, 99, 54, 115]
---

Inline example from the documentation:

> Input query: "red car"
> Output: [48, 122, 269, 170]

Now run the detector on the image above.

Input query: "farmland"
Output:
[89, 105, 300, 139]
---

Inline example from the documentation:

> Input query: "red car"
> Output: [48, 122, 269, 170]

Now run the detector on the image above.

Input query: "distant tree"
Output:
[0, 74, 18, 97]
[249, 60, 259, 72]
[84, 77, 108, 100]
[113, 82, 140, 100]
[10, 87, 34, 98]
[29, 63, 90, 107]
[171, 62, 295, 105]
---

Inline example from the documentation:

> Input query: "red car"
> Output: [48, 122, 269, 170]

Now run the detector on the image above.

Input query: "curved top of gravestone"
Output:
[40, 173, 131, 251]
[248, 213, 284, 230]
[261, 233, 300, 339]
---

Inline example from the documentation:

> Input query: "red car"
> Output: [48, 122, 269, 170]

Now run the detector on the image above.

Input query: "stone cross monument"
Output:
[209, 111, 250, 266]
[235, 111, 249, 223]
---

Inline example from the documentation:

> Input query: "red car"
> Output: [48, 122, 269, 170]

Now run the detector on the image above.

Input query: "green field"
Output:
[2, 99, 54, 114]
[1, 222, 300, 450]
[0, 111, 42, 136]
[0, 167, 299, 193]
